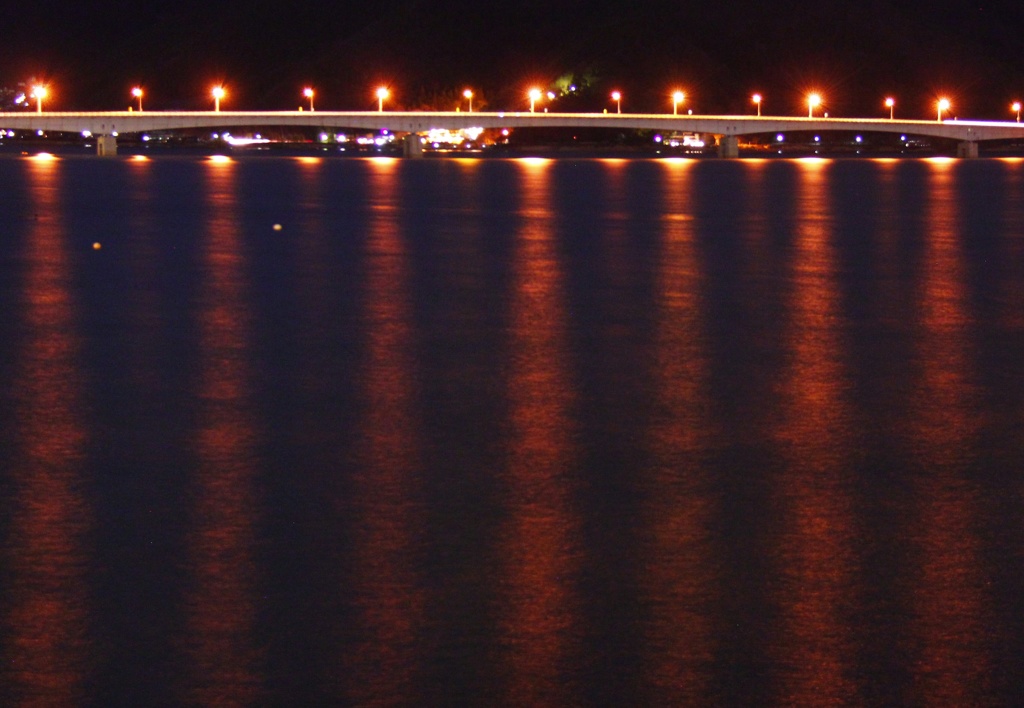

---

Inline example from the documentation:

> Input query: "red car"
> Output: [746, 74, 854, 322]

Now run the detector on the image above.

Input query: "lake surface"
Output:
[1, 153, 1023, 705]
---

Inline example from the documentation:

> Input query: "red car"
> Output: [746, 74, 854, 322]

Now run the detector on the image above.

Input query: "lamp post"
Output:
[31, 85, 47, 113]
[752, 93, 762, 116]
[303, 87, 314, 111]
[885, 97, 895, 120]
[807, 93, 822, 118]
[212, 86, 225, 112]
[611, 90, 622, 113]
[528, 88, 541, 113]
[672, 91, 685, 115]
[376, 87, 389, 112]
[1013, 101, 1022, 122]
[132, 87, 143, 111]
[937, 97, 950, 122]
[463, 89, 473, 112]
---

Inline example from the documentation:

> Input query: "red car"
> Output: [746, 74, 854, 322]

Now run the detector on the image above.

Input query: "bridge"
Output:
[3, 110, 1023, 157]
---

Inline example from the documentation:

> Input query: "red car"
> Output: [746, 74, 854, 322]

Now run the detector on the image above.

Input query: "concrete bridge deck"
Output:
[2, 111, 1022, 156]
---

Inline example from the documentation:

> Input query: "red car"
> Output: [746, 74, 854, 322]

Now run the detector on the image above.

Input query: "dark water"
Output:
[1, 153, 1023, 706]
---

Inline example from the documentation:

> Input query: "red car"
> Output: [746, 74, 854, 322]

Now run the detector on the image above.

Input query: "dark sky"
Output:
[3, 0, 1023, 117]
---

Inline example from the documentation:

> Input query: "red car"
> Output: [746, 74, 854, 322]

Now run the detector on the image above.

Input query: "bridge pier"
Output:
[717, 135, 739, 159]
[956, 141, 979, 159]
[97, 135, 118, 156]
[403, 134, 424, 158]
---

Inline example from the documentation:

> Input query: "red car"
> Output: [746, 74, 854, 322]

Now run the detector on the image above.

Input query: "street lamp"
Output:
[807, 93, 822, 118]
[463, 89, 473, 112]
[31, 85, 47, 113]
[1013, 101, 1021, 122]
[752, 93, 762, 116]
[376, 87, 389, 112]
[885, 97, 895, 120]
[212, 86, 225, 112]
[672, 91, 685, 115]
[528, 88, 542, 113]
[937, 97, 950, 122]
[611, 90, 622, 113]
[132, 87, 143, 111]
[303, 87, 314, 111]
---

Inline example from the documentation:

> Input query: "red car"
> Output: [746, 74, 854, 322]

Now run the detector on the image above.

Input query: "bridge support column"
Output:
[403, 134, 424, 158]
[97, 135, 118, 156]
[717, 135, 739, 159]
[956, 141, 979, 159]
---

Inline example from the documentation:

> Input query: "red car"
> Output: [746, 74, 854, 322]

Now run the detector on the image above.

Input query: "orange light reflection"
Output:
[636, 159, 716, 703]
[769, 159, 858, 704]
[1, 155, 92, 704]
[902, 158, 990, 704]
[185, 157, 264, 704]
[342, 157, 426, 705]
[497, 158, 581, 704]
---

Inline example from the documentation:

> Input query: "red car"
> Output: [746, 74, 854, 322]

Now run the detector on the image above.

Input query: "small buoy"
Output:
[92, 242, 102, 250]
[272, 223, 282, 231]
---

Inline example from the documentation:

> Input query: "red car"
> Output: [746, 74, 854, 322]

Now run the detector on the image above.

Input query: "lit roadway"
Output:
[3, 111, 1023, 155]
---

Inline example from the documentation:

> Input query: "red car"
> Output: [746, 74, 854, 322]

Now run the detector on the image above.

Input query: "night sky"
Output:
[2, 0, 1023, 118]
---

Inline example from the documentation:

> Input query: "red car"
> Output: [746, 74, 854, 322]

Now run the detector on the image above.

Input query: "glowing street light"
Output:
[463, 89, 473, 112]
[1013, 101, 1022, 122]
[672, 91, 685, 115]
[212, 86, 225, 112]
[303, 87, 314, 111]
[807, 92, 822, 118]
[528, 88, 542, 113]
[752, 93, 762, 116]
[937, 97, 951, 122]
[376, 87, 389, 112]
[31, 85, 47, 113]
[885, 97, 895, 120]
[611, 90, 622, 113]
[131, 87, 143, 111]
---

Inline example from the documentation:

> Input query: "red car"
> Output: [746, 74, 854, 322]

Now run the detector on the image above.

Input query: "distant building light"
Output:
[855, 135, 863, 143]
[81, 130, 92, 138]
[776, 134, 785, 142]
[900, 135, 907, 141]
[37, 129, 43, 136]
